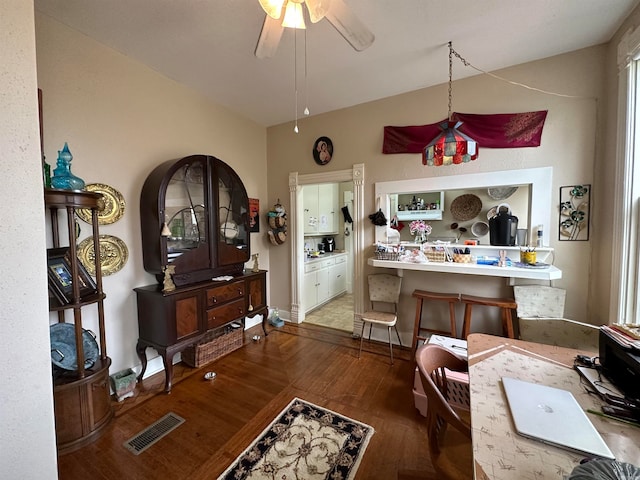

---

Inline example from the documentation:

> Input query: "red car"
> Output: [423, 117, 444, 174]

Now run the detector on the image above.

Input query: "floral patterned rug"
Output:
[218, 398, 375, 480]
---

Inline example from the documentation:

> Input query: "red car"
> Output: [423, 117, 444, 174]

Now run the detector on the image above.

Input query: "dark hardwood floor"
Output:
[57, 323, 434, 479]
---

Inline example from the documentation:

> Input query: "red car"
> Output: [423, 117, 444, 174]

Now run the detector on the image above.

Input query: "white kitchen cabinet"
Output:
[318, 183, 338, 233]
[303, 185, 320, 234]
[303, 254, 347, 313]
[328, 256, 347, 298]
[303, 183, 338, 235]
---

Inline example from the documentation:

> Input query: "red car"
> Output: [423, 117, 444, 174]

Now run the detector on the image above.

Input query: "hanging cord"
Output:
[450, 43, 591, 100]
[447, 41, 453, 120]
[294, 29, 299, 133]
[304, 26, 310, 116]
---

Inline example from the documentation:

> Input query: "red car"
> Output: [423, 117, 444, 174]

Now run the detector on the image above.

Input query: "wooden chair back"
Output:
[415, 344, 472, 458]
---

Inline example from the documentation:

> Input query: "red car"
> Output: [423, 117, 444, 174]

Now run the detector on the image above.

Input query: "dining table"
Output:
[467, 333, 640, 480]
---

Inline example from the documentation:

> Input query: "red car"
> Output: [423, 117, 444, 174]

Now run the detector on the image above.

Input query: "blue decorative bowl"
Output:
[50, 323, 99, 370]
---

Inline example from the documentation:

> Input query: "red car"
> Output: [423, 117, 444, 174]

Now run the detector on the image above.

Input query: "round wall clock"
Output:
[313, 137, 333, 165]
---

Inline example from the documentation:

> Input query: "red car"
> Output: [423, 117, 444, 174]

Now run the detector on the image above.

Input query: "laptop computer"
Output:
[502, 377, 615, 459]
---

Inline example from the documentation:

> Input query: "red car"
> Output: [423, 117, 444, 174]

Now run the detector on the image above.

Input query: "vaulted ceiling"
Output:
[35, 0, 639, 126]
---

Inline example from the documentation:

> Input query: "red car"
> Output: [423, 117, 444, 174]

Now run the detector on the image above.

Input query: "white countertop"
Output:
[368, 257, 562, 281]
[304, 251, 347, 264]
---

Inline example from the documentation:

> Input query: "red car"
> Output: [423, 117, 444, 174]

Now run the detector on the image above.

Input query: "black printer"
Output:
[599, 329, 640, 400]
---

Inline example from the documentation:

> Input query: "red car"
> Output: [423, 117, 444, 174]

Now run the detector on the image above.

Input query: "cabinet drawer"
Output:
[207, 281, 245, 307]
[207, 298, 245, 329]
[305, 262, 321, 273]
[321, 258, 335, 268]
[333, 255, 346, 265]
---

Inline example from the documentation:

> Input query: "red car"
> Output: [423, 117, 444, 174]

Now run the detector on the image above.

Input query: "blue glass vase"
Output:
[51, 142, 85, 191]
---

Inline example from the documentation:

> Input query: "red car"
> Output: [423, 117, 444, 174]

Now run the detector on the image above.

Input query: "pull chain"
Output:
[294, 28, 299, 133]
[304, 27, 310, 116]
[448, 41, 453, 121]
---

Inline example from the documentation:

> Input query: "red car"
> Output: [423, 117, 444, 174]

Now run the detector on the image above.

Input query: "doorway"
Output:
[302, 181, 354, 332]
[288, 164, 365, 336]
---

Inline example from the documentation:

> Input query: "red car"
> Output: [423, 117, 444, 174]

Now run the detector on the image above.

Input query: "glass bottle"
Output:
[51, 142, 85, 191]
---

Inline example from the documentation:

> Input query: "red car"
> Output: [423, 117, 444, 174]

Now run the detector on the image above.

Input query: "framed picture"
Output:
[249, 198, 260, 233]
[47, 247, 97, 304]
[313, 137, 333, 165]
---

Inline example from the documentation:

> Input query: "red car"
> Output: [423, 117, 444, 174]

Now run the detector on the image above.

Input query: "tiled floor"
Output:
[304, 293, 354, 333]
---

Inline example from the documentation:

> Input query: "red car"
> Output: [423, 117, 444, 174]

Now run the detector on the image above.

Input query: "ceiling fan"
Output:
[255, 0, 375, 59]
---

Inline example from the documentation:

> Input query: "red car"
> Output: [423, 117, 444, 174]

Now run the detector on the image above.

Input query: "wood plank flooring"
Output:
[57, 323, 434, 479]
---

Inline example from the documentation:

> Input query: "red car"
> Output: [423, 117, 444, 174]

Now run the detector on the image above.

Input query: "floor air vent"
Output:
[123, 412, 185, 455]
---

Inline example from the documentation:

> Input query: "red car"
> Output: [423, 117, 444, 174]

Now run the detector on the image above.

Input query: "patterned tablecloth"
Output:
[467, 334, 640, 480]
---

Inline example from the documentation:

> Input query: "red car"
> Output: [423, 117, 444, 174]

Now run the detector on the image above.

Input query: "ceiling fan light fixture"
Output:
[282, 1, 306, 29]
[305, 0, 331, 23]
[259, 0, 286, 19]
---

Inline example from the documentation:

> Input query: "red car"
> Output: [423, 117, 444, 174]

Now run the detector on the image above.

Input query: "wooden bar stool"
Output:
[411, 290, 460, 354]
[460, 294, 517, 339]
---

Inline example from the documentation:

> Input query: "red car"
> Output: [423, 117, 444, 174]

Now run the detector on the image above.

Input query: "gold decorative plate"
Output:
[77, 234, 129, 276]
[76, 183, 126, 225]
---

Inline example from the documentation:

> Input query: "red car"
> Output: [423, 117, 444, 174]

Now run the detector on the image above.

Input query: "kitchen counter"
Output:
[304, 251, 347, 264]
[369, 244, 561, 281]
[368, 257, 561, 281]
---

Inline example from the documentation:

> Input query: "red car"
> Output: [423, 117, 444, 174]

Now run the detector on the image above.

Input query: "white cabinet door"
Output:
[303, 270, 318, 312]
[328, 261, 347, 298]
[316, 267, 330, 305]
[303, 185, 319, 234]
[318, 183, 338, 234]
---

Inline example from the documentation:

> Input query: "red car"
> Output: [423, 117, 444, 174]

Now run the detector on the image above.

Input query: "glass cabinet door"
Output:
[163, 159, 210, 270]
[216, 161, 249, 266]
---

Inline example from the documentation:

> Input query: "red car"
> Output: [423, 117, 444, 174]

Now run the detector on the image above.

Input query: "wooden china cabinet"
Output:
[45, 189, 113, 454]
[135, 154, 268, 393]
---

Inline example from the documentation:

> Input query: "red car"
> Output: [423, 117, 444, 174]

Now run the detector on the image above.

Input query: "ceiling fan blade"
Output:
[325, 0, 374, 52]
[305, 0, 332, 23]
[255, 14, 285, 59]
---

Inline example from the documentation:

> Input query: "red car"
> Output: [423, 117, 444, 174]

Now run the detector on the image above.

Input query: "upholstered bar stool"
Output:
[411, 290, 460, 355]
[460, 294, 517, 339]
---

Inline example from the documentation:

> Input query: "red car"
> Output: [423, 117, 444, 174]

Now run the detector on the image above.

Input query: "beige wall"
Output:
[35, 13, 269, 376]
[1, 3, 58, 478]
[267, 46, 605, 336]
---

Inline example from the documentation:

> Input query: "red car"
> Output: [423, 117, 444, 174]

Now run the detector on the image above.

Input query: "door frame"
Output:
[288, 164, 364, 329]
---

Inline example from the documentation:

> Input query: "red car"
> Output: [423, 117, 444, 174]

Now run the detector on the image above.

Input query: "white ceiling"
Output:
[34, 0, 639, 127]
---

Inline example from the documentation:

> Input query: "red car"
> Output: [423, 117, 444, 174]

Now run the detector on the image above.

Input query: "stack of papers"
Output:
[601, 325, 640, 350]
[427, 334, 468, 358]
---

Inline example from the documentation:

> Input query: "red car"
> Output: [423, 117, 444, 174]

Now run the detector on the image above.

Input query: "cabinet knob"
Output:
[238, 289, 243, 295]
[212, 297, 217, 303]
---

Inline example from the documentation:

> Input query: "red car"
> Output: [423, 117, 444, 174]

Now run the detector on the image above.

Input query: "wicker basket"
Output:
[375, 250, 400, 261]
[182, 328, 243, 367]
[453, 253, 473, 263]
[425, 249, 447, 263]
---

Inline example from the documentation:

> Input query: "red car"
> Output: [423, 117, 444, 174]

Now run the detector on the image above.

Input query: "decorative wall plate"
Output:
[76, 183, 126, 225]
[313, 137, 333, 165]
[78, 234, 129, 276]
[488, 186, 518, 201]
[450, 194, 482, 221]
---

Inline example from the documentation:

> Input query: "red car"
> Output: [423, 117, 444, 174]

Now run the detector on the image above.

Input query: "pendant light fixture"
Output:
[423, 42, 478, 166]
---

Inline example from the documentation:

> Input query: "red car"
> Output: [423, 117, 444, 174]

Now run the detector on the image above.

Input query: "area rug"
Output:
[217, 398, 375, 480]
